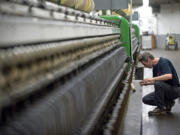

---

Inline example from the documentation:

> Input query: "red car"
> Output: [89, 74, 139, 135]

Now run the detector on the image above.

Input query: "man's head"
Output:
[139, 52, 155, 68]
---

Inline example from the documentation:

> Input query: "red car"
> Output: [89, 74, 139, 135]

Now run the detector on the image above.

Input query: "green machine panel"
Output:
[100, 15, 131, 57]
[132, 24, 140, 43]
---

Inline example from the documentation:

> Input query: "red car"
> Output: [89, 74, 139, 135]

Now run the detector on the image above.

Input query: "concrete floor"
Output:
[142, 49, 180, 135]
[118, 80, 142, 135]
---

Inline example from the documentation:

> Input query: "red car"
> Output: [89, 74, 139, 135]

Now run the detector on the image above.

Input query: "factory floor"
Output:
[119, 49, 180, 135]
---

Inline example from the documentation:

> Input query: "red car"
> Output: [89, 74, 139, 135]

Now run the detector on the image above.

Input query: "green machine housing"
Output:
[132, 23, 140, 44]
[100, 15, 140, 58]
[101, 16, 131, 57]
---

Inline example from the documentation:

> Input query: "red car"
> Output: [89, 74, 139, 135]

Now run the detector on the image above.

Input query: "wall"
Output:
[133, 2, 180, 49]
[157, 4, 180, 35]
[155, 3, 180, 48]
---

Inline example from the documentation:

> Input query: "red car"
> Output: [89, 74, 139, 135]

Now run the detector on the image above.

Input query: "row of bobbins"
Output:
[49, 0, 95, 13]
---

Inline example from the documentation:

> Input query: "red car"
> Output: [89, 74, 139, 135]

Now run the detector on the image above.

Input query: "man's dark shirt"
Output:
[153, 57, 180, 86]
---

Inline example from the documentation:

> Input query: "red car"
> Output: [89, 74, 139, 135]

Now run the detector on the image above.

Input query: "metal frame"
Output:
[0, 1, 120, 47]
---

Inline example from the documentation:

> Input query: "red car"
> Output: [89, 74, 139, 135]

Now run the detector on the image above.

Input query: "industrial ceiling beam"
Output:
[149, 0, 180, 6]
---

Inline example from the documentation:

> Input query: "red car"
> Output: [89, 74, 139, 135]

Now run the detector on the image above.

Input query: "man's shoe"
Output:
[148, 107, 167, 116]
[166, 101, 175, 113]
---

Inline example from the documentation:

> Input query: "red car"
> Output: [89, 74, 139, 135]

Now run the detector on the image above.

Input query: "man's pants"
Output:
[142, 81, 180, 109]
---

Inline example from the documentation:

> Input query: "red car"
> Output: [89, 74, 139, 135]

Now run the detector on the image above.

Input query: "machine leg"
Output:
[175, 42, 178, 50]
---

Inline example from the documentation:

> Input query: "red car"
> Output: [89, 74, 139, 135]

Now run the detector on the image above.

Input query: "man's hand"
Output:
[140, 78, 155, 86]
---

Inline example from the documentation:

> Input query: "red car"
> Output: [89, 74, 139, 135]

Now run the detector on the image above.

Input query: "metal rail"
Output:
[0, 0, 120, 47]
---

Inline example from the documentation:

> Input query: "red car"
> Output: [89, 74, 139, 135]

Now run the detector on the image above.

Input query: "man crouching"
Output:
[139, 52, 180, 116]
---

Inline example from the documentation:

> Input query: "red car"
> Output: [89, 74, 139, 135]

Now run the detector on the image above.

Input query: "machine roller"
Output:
[0, 0, 140, 135]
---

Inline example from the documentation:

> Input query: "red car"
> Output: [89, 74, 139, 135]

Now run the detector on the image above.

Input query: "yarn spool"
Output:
[61, 0, 77, 8]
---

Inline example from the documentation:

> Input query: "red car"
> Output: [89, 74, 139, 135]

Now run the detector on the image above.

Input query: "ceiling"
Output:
[148, 0, 180, 13]
[132, 0, 180, 7]
[149, 0, 180, 6]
